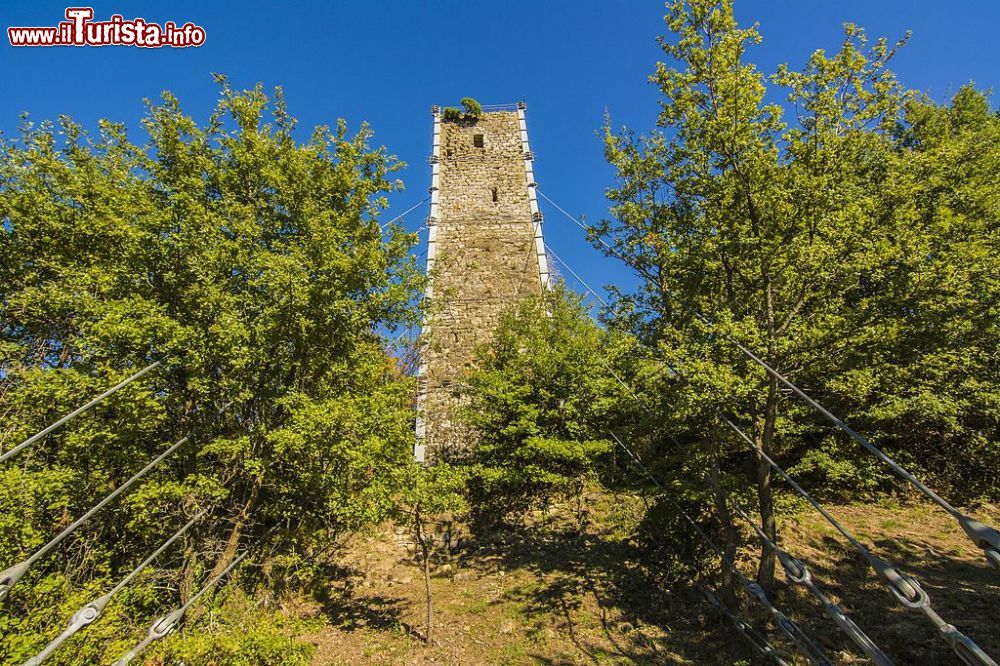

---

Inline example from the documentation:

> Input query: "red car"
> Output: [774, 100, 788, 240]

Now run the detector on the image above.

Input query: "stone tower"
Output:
[415, 102, 549, 462]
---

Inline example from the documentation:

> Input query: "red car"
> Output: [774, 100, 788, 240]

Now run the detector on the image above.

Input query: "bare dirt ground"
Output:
[295, 490, 1000, 665]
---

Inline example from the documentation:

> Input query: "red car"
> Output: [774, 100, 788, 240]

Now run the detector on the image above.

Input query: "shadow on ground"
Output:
[771, 503, 1000, 665]
[452, 492, 761, 665]
[304, 494, 999, 665]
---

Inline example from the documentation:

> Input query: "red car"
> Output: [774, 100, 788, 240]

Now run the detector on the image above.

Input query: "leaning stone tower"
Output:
[415, 102, 549, 462]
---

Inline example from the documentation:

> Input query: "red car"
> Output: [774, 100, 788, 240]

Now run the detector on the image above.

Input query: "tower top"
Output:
[430, 101, 526, 114]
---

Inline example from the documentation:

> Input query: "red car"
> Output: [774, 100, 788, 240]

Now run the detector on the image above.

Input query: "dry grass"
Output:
[770, 499, 1000, 664]
[291, 490, 1000, 665]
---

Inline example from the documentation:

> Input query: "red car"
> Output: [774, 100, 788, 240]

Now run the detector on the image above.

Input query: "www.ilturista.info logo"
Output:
[8, 7, 206, 48]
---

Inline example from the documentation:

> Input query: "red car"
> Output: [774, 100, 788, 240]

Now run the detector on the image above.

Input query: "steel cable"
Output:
[545, 239, 994, 665]
[721, 416, 997, 666]
[608, 431, 833, 666]
[728, 502, 894, 666]
[607, 353, 891, 662]
[510, 213, 546, 301]
[544, 244, 607, 308]
[22, 508, 209, 665]
[545, 244, 890, 662]
[605, 411, 789, 666]
[1, 361, 162, 465]
[380, 196, 430, 231]
[111, 547, 250, 666]
[0, 401, 232, 602]
[702, 587, 791, 665]
[537, 189, 1000, 571]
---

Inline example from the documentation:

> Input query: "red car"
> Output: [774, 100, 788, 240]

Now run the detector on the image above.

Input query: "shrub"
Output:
[460, 97, 482, 118]
[460, 286, 636, 524]
[441, 97, 483, 123]
[442, 107, 464, 122]
[152, 601, 317, 666]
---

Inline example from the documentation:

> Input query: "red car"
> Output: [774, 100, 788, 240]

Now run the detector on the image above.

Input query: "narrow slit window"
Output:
[473, 134, 484, 148]
[491, 187, 498, 202]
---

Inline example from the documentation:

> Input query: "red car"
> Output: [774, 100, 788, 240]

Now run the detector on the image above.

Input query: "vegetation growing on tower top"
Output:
[442, 97, 483, 122]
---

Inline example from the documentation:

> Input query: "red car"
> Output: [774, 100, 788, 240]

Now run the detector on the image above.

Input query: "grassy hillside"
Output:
[269, 488, 999, 665]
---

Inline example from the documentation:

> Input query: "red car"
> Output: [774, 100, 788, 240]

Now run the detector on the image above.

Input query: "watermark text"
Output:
[8, 7, 206, 48]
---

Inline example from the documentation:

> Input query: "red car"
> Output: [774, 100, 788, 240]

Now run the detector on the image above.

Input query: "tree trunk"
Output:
[753, 269, 780, 592]
[708, 423, 740, 607]
[414, 508, 433, 646]
[210, 514, 246, 579]
[208, 481, 259, 580]
[180, 543, 198, 604]
[755, 374, 778, 591]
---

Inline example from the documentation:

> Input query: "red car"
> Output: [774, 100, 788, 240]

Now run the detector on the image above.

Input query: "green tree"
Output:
[792, 85, 1000, 502]
[0, 77, 421, 662]
[598, 0, 998, 589]
[461, 286, 641, 525]
[394, 462, 469, 646]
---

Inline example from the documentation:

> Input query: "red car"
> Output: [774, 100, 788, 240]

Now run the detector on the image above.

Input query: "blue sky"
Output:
[3, 1, 998, 306]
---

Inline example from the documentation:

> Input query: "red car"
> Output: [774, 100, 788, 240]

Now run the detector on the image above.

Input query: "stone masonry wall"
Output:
[419, 110, 543, 461]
